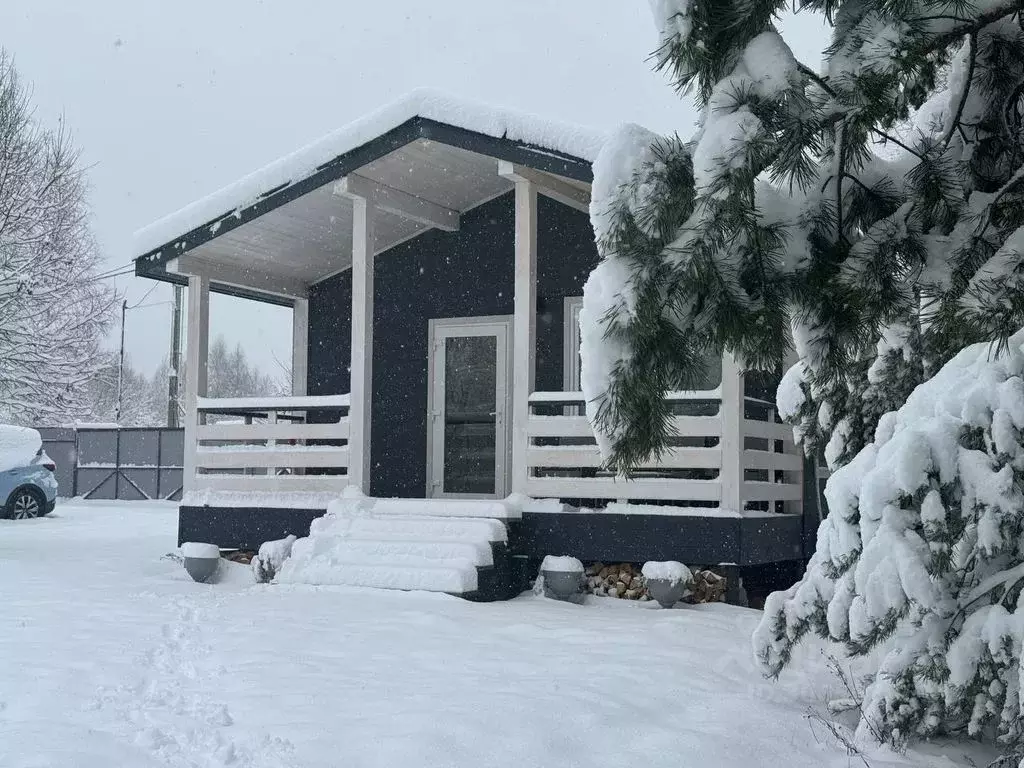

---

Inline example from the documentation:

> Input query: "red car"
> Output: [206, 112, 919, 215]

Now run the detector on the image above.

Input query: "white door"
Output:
[427, 316, 512, 499]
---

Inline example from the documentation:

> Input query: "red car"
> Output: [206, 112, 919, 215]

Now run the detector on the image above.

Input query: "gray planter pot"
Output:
[646, 577, 687, 608]
[184, 555, 220, 583]
[542, 569, 583, 603]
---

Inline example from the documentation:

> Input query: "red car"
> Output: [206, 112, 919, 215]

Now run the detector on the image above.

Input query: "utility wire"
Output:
[90, 261, 135, 281]
[83, 267, 134, 284]
[127, 281, 159, 309]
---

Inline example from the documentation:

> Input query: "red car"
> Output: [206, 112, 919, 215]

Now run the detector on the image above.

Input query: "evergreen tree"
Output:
[582, 0, 1024, 750]
[583, 0, 1024, 472]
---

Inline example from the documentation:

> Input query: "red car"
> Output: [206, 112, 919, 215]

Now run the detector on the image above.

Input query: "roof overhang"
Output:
[134, 114, 596, 305]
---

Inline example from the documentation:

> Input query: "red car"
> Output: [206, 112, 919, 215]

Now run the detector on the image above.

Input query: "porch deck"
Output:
[179, 388, 814, 595]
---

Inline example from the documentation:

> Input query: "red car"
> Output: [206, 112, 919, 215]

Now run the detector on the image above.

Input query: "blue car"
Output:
[0, 428, 58, 520]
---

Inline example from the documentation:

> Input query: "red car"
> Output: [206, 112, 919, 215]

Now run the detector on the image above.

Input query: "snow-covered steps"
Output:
[275, 494, 525, 600]
[294, 538, 493, 567]
[341, 516, 507, 545]
[339, 495, 523, 520]
[278, 559, 480, 593]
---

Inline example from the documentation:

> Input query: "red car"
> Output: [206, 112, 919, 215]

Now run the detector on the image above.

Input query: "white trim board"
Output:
[563, 296, 583, 391]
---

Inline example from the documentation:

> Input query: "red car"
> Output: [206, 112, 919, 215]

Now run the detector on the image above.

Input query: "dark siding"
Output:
[308, 269, 352, 397]
[307, 191, 597, 498]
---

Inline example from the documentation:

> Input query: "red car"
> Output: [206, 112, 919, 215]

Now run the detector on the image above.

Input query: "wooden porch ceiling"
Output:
[176, 138, 590, 290]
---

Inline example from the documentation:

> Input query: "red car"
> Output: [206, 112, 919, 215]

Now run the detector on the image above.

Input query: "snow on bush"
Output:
[642, 561, 692, 585]
[0, 425, 41, 473]
[540, 555, 584, 573]
[252, 534, 297, 583]
[754, 331, 1024, 747]
[181, 542, 220, 559]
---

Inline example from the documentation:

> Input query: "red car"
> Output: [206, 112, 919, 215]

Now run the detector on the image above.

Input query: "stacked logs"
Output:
[585, 562, 650, 600]
[583, 562, 728, 604]
[689, 569, 727, 604]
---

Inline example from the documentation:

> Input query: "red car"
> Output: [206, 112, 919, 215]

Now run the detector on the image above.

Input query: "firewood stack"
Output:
[688, 569, 727, 604]
[582, 562, 728, 604]
[584, 562, 650, 600]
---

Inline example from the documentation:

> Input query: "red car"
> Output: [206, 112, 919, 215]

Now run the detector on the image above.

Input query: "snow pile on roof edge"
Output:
[133, 87, 607, 257]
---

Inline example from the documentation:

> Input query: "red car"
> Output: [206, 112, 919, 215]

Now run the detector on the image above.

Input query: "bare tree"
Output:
[0, 50, 115, 425]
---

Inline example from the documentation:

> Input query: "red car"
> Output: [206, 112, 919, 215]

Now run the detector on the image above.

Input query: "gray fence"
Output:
[38, 427, 184, 501]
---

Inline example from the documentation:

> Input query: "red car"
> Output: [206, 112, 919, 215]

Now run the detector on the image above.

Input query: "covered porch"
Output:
[133, 93, 811, 577]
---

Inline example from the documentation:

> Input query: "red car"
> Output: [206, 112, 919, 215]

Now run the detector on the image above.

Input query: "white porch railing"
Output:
[190, 395, 351, 495]
[524, 391, 802, 512]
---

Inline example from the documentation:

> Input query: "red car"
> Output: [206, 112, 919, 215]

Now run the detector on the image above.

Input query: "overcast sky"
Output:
[0, 1, 828, 384]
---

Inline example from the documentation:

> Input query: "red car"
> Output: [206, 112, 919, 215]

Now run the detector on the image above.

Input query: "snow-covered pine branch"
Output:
[583, 0, 1024, 753]
[584, 0, 1024, 471]
[0, 51, 115, 425]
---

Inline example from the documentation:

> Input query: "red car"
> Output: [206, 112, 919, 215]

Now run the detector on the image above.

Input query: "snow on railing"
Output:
[197, 394, 350, 412]
[528, 389, 722, 404]
[190, 394, 350, 495]
[524, 390, 801, 513]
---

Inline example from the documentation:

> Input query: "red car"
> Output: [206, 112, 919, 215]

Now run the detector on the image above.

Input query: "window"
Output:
[562, 296, 723, 392]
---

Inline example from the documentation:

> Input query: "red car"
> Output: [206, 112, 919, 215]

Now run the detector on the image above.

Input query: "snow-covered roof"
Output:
[133, 88, 606, 258]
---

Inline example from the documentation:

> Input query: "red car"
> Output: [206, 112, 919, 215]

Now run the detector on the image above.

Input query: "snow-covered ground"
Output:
[1, 501, 984, 768]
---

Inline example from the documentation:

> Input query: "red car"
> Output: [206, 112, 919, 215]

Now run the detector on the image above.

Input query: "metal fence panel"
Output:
[76, 430, 118, 466]
[75, 467, 117, 499]
[39, 427, 184, 501]
[37, 428, 76, 497]
[160, 469, 183, 501]
[160, 430, 184, 465]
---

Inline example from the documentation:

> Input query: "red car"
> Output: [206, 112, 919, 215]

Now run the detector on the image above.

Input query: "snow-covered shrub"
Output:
[754, 333, 1024, 748]
[251, 535, 297, 583]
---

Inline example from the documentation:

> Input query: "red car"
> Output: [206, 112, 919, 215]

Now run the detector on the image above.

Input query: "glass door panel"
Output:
[443, 336, 497, 494]
[427, 317, 511, 499]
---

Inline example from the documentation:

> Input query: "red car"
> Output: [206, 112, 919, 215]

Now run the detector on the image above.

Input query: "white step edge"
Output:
[278, 561, 478, 593]
[365, 497, 522, 520]
[317, 539, 493, 567]
[353, 516, 508, 543]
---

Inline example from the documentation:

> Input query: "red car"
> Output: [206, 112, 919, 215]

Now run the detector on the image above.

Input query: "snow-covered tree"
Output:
[82, 340, 285, 427]
[581, 0, 1024, 751]
[756, 334, 1024, 748]
[0, 51, 114, 425]
[207, 336, 286, 400]
[583, 0, 1024, 473]
[83, 355, 168, 427]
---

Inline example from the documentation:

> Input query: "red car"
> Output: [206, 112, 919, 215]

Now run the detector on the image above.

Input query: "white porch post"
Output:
[348, 196, 374, 492]
[718, 350, 745, 515]
[782, 346, 805, 517]
[510, 178, 538, 495]
[182, 275, 210, 495]
[291, 297, 309, 397]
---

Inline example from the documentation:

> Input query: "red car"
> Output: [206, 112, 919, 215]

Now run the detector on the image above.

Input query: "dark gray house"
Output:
[132, 90, 814, 600]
